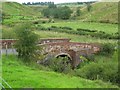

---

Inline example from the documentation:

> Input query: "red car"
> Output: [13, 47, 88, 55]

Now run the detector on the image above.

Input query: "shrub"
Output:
[77, 54, 95, 69]
[38, 26, 47, 30]
[47, 56, 72, 74]
[60, 27, 73, 30]
[75, 62, 104, 80]
[42, 21, 47, 23]
[33, 21, 39, 24]
[51, 26, 58, 28]
[73, 52, 119, 85]
[14, 23, 39, 61]
[74, 60, 119, 84]
[77, 28, 96, 32]
[99, 20, 110, 23]
[99, 43, 115, 55]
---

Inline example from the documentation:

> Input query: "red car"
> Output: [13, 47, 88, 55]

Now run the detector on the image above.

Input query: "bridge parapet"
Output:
[0, 39, 17, 48]
[1, 38, 100, 68]
[41, 42, 100, 54]
[40, 41, 100, 68]
[38, 38, 71, 44]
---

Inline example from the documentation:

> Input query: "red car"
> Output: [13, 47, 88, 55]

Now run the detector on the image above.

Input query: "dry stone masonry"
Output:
[0, 38, 100, 68]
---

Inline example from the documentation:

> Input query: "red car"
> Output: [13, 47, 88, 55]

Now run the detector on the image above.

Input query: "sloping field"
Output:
[2, 55, 118, 88]
[2, 2, 41, 16]
[79, 2, 118, 23]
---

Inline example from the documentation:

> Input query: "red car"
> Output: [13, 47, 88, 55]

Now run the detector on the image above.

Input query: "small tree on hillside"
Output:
[57, 6, 73, 20]
[76, 7, 81, 16]
[87, 3, 92, 12]
[14, 23, 39, 61]
[48, 3, 56, 8]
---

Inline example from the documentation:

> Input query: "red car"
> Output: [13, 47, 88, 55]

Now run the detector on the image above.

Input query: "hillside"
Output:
[78, 2, 118, 24]
[2, 55, 118, 88]
[2, 2, 41, 16]
[2, 2, 42, 26]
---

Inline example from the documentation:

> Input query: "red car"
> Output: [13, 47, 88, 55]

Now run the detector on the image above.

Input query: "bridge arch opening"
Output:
[55, 53, 72, 65]
[55, 53, 72, 61]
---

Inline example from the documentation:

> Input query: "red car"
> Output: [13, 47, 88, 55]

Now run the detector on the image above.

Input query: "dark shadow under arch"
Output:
[55, 53, 72, 61]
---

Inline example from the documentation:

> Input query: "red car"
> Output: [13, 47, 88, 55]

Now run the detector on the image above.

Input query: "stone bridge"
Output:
[0, 39, 100, 68]
[38, 38, 100, 68]
[0, 39, 17, 49]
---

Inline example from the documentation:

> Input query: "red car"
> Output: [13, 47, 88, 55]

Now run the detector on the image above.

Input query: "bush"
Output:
[77, 54, 95, 69]
[74, 60, 119, 84]
[99, 43, 115, 55]
[77, 28, 96, 32]
[60, 26, 73, 30]
[73, 52, 119, 85]
[44, 56, 72, 74]
[75, 62, 104, 80]
[33, 21, 39, 24]
[99, 20, 110, 23]
[51, 26, 58, 28]
[42, 21, 47, 24]
[14, 23, 39, 61]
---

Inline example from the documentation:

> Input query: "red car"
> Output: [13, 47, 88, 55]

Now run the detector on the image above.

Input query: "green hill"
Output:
[2, 2, 41, 16]
[2, 55, 119, 88]
[78, 2, 118, 24]
[2, 2, 42, 26]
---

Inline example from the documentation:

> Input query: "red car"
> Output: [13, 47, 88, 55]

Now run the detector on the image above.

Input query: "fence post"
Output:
[11, 43, 14, 55]
[5, 43, 8, 56]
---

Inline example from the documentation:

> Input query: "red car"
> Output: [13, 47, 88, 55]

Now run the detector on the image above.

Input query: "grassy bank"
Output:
[2, 55, 119, 88]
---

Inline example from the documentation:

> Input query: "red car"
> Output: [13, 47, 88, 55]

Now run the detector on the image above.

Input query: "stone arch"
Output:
[55, 53, 72, 61]
[55, 53, 73, 67]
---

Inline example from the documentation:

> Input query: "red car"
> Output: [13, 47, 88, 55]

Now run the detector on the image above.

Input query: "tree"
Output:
[42, 6, 72, 20]
[42, 8, 50, 18]
[57, 6, 72, 20]
[14, 23, 39, 61]
[87, 3, 92, 12]
[48, 3, 56, 8]
[76, 8, 80, 16]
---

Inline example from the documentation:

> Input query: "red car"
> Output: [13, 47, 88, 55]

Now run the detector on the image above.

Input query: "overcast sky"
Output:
[5, 0, 100, 4]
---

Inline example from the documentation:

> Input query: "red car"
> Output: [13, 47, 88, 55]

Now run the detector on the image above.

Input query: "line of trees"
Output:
[42, 4, 72, 20]
[77, 1, 96, 5]
[22, 1, 96, 6]
[22, 2, 54, 5]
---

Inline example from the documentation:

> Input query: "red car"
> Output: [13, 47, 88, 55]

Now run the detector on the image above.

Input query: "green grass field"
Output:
[35, 31, 117, 44]
[41, 21, 118, 34]
[2, 55, 119, 88]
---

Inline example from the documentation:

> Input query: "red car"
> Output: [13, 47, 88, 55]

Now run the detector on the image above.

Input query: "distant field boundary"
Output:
[36, 26, 119, 40]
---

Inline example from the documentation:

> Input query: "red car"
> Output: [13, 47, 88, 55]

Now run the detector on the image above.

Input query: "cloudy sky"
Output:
[5, 0, 100, 4]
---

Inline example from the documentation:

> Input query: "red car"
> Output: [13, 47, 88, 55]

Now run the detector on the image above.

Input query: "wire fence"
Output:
[0, 77, 13, 90]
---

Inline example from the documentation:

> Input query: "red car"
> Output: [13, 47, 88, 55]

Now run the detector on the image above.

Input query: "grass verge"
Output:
[2, 55, 119, 88]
